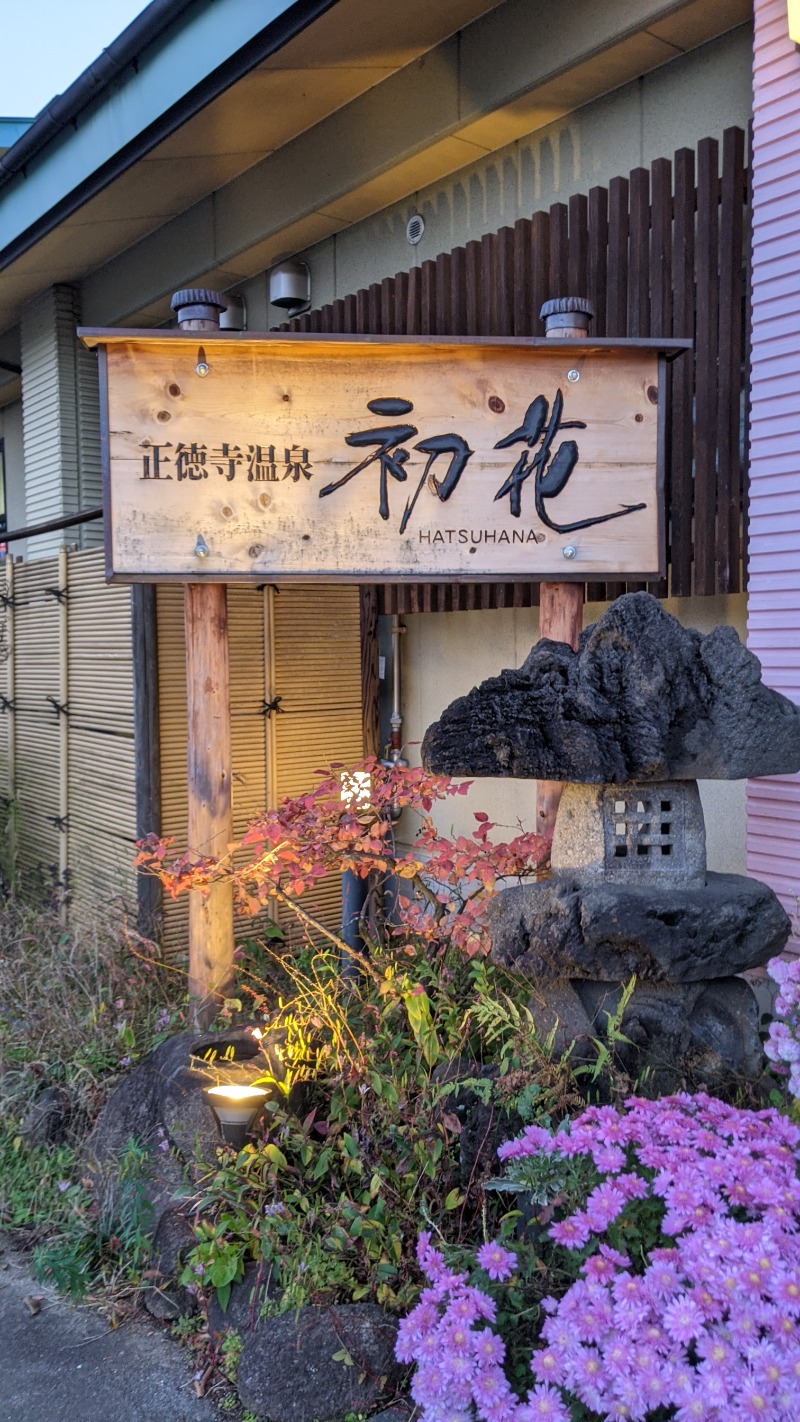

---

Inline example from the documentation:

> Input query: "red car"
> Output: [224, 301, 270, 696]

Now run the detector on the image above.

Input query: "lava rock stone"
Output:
[144, 1208, 198, 1320]
[207, 1259, 282, 1339]
[21, 1085, 72, 1146]
[487, 872, 791, 983]
[236, 1304, 401, 1422]
[422, 592, 800, 783]
[572, 975, 764, 1094]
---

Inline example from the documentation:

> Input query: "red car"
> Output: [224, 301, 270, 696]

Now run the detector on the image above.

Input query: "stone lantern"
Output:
[422, 594, 800, 1091]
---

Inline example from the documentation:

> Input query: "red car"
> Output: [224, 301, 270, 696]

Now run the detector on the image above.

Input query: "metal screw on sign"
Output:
[567, 369, 580, 383]
[170, 290, 227, 376]
[562, 545, 577, 560]
[194, 533, 209, 559]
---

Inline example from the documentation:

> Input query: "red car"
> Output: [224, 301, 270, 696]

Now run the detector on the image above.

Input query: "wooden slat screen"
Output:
[269, 585, 363, 946]
[12, 557, 61, 889]
[157, 585, 363, 961]
[281, 129, 749, 610]
[0, 549, 136, 912]
[66, 550, 137, 921]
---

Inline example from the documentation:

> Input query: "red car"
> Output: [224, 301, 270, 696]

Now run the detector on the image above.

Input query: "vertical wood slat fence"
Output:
[281, 129, 748, 614]
[0, 549, 137, 916]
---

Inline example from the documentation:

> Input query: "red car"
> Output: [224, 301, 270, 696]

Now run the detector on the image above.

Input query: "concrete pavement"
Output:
[0, 1238, 221, 1422]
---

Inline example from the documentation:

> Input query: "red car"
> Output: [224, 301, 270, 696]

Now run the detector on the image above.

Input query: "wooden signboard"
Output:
[81, 332, 687, 584]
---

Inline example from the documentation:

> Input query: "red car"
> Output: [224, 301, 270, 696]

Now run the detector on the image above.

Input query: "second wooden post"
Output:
[535, 297, 591, 841]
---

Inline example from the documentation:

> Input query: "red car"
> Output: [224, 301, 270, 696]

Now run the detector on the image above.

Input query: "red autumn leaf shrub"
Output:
[136, 757, 550, 959]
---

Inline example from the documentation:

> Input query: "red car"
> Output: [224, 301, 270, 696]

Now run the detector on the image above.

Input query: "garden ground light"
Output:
[203, 1083, 270, 1149]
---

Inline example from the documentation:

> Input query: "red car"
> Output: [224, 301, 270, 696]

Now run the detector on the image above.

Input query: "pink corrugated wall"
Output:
[748, 0, 800, 942]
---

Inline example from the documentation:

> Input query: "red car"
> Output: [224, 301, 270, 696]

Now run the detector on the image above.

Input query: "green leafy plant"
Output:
[177, 931, 580, 1319]
[32, 1138, 154, 1299]
[0, 897, 185, 1305]
[134, 761, 592, 1321]
[219, 1328, 244, 1382]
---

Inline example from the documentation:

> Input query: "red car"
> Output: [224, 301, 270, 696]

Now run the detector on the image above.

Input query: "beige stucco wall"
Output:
[265, 23, 752, 322]
[398, 594, 749, 876]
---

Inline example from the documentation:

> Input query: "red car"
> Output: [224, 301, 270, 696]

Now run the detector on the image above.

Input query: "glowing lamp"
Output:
[203, 1084, 270, 1148]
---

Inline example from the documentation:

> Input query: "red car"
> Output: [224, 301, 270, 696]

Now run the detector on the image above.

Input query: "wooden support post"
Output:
[536, 581, 583, 839]
[185, 580, 233, 1024]
[535, 297, 591, 841]
[172, 288, 234, 1027]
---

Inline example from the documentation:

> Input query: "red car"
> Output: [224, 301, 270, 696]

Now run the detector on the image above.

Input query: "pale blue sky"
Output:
[2, 0, 148, 118]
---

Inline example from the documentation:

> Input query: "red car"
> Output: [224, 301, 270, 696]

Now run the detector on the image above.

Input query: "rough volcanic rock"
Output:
[433, 1059, 524, 1186]
[487, 873, 790, 983]
[207, 1259, 282, 1339]
[236, 1304, 401, 1422]
[144, 1208, 198, 1320]
[572, 976, 764, 1094]
[422, 592, 800, 782]
[370, 1407, 414, 1422]
[689, 977, 764, 1083]
[526, 980, 595, 1059]
[21, 1085, 72, 1146]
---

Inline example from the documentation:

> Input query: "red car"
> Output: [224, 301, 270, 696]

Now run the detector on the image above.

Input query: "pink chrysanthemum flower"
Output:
[523, 1383, 570, 1421]
[476, 1241, 517, 1282]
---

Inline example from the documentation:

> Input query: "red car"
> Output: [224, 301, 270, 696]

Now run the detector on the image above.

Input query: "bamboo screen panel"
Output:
[157, 584, 362, 961]
[228, 585, 271, 957]
[12, 557, 61, 890]
[66, 549, 136, 922]
[0, 549, 135, 913]
[269, 585, 363, 946]
[157, 584, 272, 961]
[155, 585, 190, 961]
[0, 564, 11, 812]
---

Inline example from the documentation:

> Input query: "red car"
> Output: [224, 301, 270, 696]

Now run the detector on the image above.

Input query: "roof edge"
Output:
[0, 0, 200, 189]
[0, 0, 342, 273]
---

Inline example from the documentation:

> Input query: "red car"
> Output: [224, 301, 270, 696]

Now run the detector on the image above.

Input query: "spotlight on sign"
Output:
[203, 1084, 270, 1149]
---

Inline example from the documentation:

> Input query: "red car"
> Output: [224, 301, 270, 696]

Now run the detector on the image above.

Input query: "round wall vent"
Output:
[406, 212, 425, 245]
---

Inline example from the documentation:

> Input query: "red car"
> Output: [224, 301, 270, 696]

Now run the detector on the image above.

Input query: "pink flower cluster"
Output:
[396, 1233, 568, 1422]
[765, 955, 800, 1101]
[398, 1094, 800, 1422]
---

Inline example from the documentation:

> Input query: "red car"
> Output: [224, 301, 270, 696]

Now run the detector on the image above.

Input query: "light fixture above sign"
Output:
[81, 329, 687, 585]
[269, 260, 310, 315]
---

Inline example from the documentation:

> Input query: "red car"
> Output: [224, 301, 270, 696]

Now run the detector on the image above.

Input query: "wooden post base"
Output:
[536, 582, 583, 842]
[184, 582, 234, 1027]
